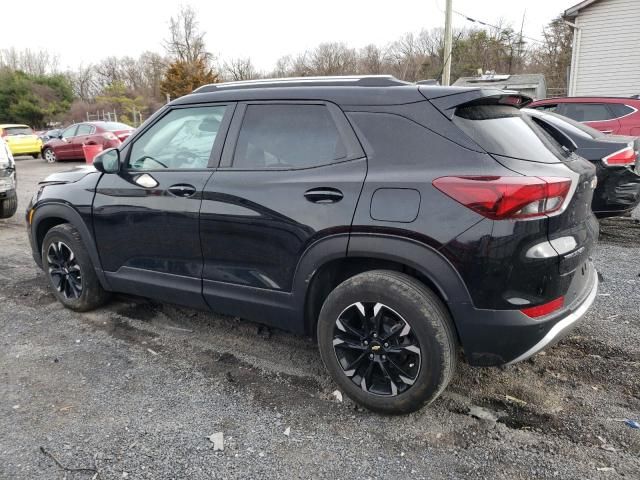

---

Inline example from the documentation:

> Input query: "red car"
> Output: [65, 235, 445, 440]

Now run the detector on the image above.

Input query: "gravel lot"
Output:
[1, 158, 639, 479]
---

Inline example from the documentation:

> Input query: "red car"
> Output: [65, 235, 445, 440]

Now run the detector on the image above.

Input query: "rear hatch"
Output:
[2, 126, 40, 150]
[428, 90, 598, 311]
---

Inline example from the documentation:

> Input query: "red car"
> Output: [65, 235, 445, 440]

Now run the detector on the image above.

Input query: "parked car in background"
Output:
[529, 97, 640, 136]
[41, 121, 134, 163]
[0, 124, 42, 159]
[0, 137, 17, 218]
[27, 77, 599, 413]
[523, 108, 640, 218]
[38, 129, 62, 143]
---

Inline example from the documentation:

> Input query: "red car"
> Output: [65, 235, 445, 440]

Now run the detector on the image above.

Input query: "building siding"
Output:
[569, 0, 640, 97]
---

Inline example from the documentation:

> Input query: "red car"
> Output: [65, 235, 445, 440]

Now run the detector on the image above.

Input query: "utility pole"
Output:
[442, 0, 453, 86]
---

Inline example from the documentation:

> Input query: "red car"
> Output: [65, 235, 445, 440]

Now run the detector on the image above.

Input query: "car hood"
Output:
[41, 165, 97, 184]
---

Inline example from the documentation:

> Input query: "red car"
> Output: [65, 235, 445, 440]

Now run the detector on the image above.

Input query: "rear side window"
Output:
[533, 104, 558, 112]
[609, 103, 635, 118]
[559, 103, 615, 122]
[232, 104, 346, 169]
[453, 105, 568, 163]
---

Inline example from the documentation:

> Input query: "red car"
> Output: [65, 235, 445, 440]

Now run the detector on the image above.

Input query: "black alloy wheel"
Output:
[332, 301, 422, 396]
[46, 241, 82, 299]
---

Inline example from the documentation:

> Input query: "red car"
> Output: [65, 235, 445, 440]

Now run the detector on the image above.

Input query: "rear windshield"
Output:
[3, 126, 33, 136]
[537, 111, 604, 139]
[102, 122, 132, 131]
[453, 105, 569, 163]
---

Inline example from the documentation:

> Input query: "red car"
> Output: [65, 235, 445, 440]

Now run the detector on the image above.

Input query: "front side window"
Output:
[232, 104, 346, 169]
[128, 106, 226, 170]
[62, 125, 77, 139]
[560, 103, 615, 122]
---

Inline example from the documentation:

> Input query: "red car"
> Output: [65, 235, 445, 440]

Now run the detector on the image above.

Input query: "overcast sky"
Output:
[2, 0, 580, 72]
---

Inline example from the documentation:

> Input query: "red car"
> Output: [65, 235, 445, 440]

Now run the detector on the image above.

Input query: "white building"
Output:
[566, 0, 640, 97]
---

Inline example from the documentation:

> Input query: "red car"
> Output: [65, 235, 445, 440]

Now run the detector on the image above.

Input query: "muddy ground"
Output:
[1, 158, 639, 479]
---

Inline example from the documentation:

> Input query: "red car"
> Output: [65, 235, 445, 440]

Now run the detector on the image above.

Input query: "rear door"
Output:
[200, 101, 366, 328]
[73, 124, 95, 157]
[558, 102, 621, 134]
[93, 103, 233, 308]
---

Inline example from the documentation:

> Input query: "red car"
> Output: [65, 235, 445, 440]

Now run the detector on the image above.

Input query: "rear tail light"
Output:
[602, 145, 636, 166]
[520, 296, 564, 318]
[432, 176, 572, 220]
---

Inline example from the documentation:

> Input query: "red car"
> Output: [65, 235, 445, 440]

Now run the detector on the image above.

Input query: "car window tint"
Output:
[609, 103, 635, 118]
[453, 105, 568, 163]
[232, 104, 346, 169]
[561, 103, 615, 122]
[76, 124, 93, 136]
[62, 125, 77, 138]
[128, 106, 226, 170]
[3, 126, 33, 136]
[535, 104, 558, 112]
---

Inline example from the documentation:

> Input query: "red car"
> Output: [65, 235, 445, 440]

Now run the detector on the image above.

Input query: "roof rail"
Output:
[192, 75, 408, 93]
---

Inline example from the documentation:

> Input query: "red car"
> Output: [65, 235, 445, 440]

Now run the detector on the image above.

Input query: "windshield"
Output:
[103, 122, 132, 131]
[453, 105, 569, 163]
[3, 126, 34, 136]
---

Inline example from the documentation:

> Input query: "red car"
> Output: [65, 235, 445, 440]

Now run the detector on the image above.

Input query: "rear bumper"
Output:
[451, 261, 598, 366]
[9, 144, 41, 155]
[506, 270, 598, 364]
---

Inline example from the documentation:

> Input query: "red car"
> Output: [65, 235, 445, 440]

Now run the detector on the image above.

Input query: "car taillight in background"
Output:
[602, 144, 636, 167]
[433, 176, 572, 220]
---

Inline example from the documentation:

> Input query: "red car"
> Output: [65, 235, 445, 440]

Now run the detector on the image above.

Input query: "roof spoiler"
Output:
[420, 87, 533, 119]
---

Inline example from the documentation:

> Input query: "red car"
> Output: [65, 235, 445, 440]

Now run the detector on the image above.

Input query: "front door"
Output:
[93, 103, 233, 308]
[56, 125, 78, 159]
[200, 102, 367, 329]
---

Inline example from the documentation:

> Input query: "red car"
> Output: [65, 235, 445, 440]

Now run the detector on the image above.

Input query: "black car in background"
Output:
[26, 78, 599, 413]
[524, 108, 640, 218]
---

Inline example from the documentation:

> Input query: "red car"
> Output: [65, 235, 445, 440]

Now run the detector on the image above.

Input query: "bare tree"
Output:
[309, 43, 357, 76]
[357, 44, 385, 74]
[0, 48, 59, 75]
[222, 57, 259, 81]
[165, 5, 212, 64]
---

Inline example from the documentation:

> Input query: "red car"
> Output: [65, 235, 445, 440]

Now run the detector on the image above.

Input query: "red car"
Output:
[42, 121, 134, 163]
[528, 97, 640, 136]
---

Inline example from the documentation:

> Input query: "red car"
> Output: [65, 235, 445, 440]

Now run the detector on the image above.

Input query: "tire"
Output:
[0, 192, 18, 219]
[42, 224, 110, 311]
[31, 153, 40, 159]
[317, 270, 457, 414]
[43, 148, 56, 163]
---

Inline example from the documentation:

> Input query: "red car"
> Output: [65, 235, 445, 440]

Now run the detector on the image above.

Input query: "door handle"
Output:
[168, 184, 197, 197]
[601, 130, 613, 134]
[304, 187, 344, 204]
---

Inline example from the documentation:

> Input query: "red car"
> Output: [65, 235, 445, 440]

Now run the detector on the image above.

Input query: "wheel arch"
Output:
[295, 234, 471, 341]
[31, 203, 110, 289]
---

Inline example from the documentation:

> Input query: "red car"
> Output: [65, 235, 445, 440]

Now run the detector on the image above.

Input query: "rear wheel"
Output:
[317, 270, 457, 414]
[0, 192, 17, 219]
[43, 148, 56, 163]
[31, 153, 40, 159]
[42, 224, 110, 311]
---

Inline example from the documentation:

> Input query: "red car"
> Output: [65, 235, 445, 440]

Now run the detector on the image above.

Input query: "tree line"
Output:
[0, 6, 572, 128]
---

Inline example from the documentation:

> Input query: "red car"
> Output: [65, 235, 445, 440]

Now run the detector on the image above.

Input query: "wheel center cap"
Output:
[370, 342, 382, 353]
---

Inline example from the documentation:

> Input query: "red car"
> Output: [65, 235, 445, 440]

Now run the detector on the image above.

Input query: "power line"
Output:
[452, 9, 544, 44]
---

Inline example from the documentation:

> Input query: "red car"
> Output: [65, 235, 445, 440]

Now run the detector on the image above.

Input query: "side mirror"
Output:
[58, 134, 63, 139]
[93, 148, 120, 173]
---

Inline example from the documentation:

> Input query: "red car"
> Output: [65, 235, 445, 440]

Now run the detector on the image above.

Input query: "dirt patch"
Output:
[598, 217, 640, 247]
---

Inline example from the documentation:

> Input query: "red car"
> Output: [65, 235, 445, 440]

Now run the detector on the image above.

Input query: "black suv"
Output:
[27, 76, 599, 413]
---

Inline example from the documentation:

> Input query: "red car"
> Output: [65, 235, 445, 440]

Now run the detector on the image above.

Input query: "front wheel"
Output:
[42, 224, 110, 311]
[317, 270, 457, 414]
[43, 148, 56, 163]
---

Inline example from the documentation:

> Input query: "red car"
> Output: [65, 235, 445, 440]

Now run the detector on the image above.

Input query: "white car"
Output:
[0, 137, 17, 218]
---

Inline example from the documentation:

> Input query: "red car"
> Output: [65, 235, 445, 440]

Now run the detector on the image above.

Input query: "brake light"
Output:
[520, 296, 564, 318]
[602, 146, 635, 166]
[432, 176, 572, 220]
